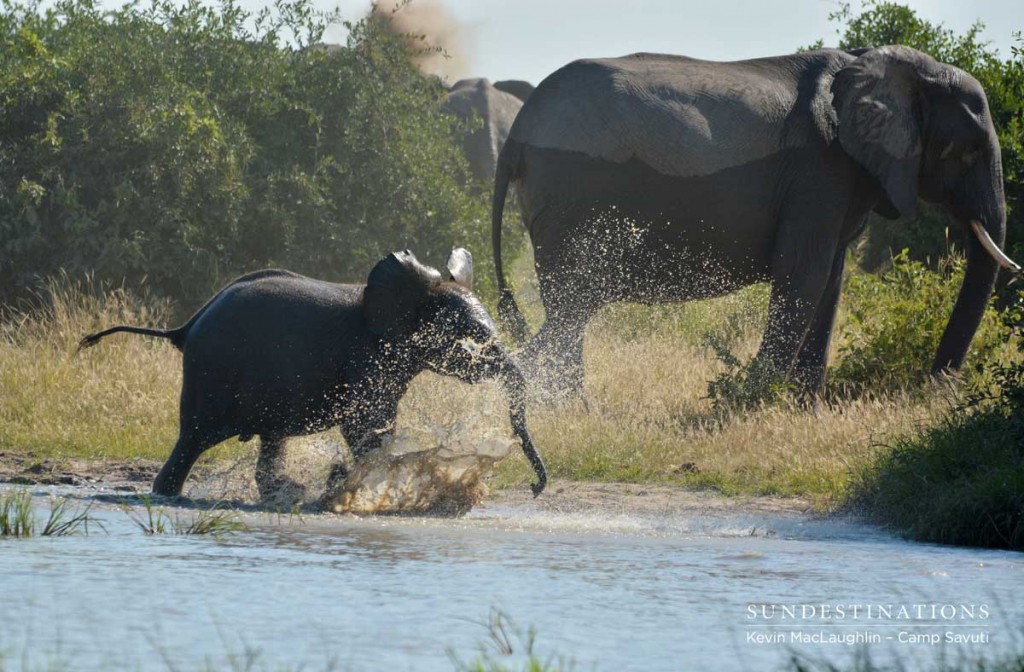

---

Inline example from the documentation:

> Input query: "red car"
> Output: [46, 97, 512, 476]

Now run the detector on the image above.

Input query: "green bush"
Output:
[831, 251, 1009, 392]
[854, 403, 1024, 549]
[0, 0, 488, 306]
[851, 298, 1024, 550]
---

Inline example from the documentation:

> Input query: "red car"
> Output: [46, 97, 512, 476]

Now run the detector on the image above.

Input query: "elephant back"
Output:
[508, 52, 841, 179]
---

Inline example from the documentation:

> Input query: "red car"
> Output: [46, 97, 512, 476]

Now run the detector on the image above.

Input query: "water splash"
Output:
[320, 422, 515, 516]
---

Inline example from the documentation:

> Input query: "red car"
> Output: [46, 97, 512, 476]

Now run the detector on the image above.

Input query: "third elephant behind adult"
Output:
[444, 78, 529, 184]
[492, 46, 1020, 396]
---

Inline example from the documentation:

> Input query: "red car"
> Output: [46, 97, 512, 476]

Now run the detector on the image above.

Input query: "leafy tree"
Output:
[0, 0, 489, 306]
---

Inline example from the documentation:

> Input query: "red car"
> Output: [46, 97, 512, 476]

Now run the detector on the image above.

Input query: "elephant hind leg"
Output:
[753, 212, 843, 387]
[152, 428, 227, 497]
[255, 435, 306, 506]
[154, 364, 238, 497]
[522, 277, 601, 399]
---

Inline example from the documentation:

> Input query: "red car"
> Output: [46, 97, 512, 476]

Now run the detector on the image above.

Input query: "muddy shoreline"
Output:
[0, 453, 812, 519]
[489, 480, 813, 518]
[0, 453, 161, 490]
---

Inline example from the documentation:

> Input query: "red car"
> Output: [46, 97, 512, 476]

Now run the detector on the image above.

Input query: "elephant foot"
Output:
[256, 474, 307, 509]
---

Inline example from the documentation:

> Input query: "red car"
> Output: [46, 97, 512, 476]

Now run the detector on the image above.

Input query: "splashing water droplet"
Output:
[320, 422, 516, 516]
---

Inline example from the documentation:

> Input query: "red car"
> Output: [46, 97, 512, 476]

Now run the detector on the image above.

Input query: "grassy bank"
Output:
[491, 306, 953, 504]
[1, 261, 992, 511]
[852, 352, 1024, 549]
[0, 278, 181, 462]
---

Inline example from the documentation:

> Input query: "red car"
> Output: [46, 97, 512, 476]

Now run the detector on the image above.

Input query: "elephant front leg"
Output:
[752, 221, 841, 390]
[325, 402, 397, 493]
[791, 250, 846, 396]
[255, 435, 306, 506]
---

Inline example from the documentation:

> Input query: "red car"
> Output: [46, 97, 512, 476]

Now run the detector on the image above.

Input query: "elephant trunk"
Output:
[932, 198, 1013, 373]
[490, 346, 547, 495]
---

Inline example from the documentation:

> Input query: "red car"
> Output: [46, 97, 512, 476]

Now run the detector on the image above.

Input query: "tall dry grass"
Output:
[487, 300, 952, 505]
[0, 276, 181, 460]
[0, 269, 954, 507]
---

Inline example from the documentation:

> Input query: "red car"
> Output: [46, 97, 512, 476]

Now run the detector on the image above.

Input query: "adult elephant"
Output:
[492, 46, 1020, 396]
[444, 78, 529, 184]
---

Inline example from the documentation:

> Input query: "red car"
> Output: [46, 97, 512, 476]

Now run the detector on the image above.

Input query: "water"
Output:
[2, 485, 1022, 672]
[323, 423, 517, 515]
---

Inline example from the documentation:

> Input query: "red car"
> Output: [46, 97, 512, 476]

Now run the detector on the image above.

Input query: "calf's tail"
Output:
[78, 325, 185, 352]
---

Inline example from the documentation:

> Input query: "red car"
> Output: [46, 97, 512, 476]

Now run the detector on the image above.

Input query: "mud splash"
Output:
[320, 423, 515, 516]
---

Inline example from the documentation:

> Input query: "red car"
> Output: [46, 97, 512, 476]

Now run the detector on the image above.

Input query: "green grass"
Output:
[0, 489, 34, 537]
[787, 651, 1024, 672]
[849, 308, 1024, 551]
[448, 609, 572, 672]
[125, 495, 248, 536]
[0, 489, 99, 537]
[851, 395, 1024, 550]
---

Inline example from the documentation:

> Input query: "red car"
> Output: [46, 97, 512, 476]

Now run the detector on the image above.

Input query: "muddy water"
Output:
[1, 485, 1022, 672]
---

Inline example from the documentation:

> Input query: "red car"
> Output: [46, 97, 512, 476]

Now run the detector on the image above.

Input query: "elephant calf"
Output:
[80, 249, 547, 502]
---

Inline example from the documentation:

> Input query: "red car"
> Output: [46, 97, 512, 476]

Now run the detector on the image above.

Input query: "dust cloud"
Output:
[373, 0, 474, 81]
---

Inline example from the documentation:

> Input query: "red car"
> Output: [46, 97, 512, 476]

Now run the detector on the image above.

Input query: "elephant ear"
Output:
[364, 250, 442, 339]
[832, 46, 933, 219]
[493, 79, 534, 104]
[446, 247, 473, 289]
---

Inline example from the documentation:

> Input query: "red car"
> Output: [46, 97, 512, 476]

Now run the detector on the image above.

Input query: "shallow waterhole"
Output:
[2, 484, 1022, 672]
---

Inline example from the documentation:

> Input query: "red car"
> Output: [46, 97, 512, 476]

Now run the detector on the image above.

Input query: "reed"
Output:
[125, 495, 247, 537]
[0, 488, 99, 537]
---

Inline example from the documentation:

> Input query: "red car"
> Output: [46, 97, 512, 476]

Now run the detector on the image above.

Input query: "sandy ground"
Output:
[0, 453, 813, 519]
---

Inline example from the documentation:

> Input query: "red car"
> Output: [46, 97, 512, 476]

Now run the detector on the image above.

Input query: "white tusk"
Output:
[971, 220, 1022, 275]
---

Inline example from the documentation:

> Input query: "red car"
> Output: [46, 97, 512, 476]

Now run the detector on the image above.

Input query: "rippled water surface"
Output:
[2, 485, 1022, 671]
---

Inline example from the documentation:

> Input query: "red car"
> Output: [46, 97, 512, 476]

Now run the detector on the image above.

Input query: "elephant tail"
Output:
[78, 325, 187, 352]
[492, 140, 529, 343]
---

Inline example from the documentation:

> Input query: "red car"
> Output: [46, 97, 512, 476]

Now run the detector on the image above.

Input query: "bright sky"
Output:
[309, 0, 1022, 85]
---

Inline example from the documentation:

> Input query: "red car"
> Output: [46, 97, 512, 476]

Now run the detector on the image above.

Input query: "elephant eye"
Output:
[962, 146, 981, 166]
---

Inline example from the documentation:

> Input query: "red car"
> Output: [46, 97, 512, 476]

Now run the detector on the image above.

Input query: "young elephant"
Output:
[79, 249, 547, 502]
